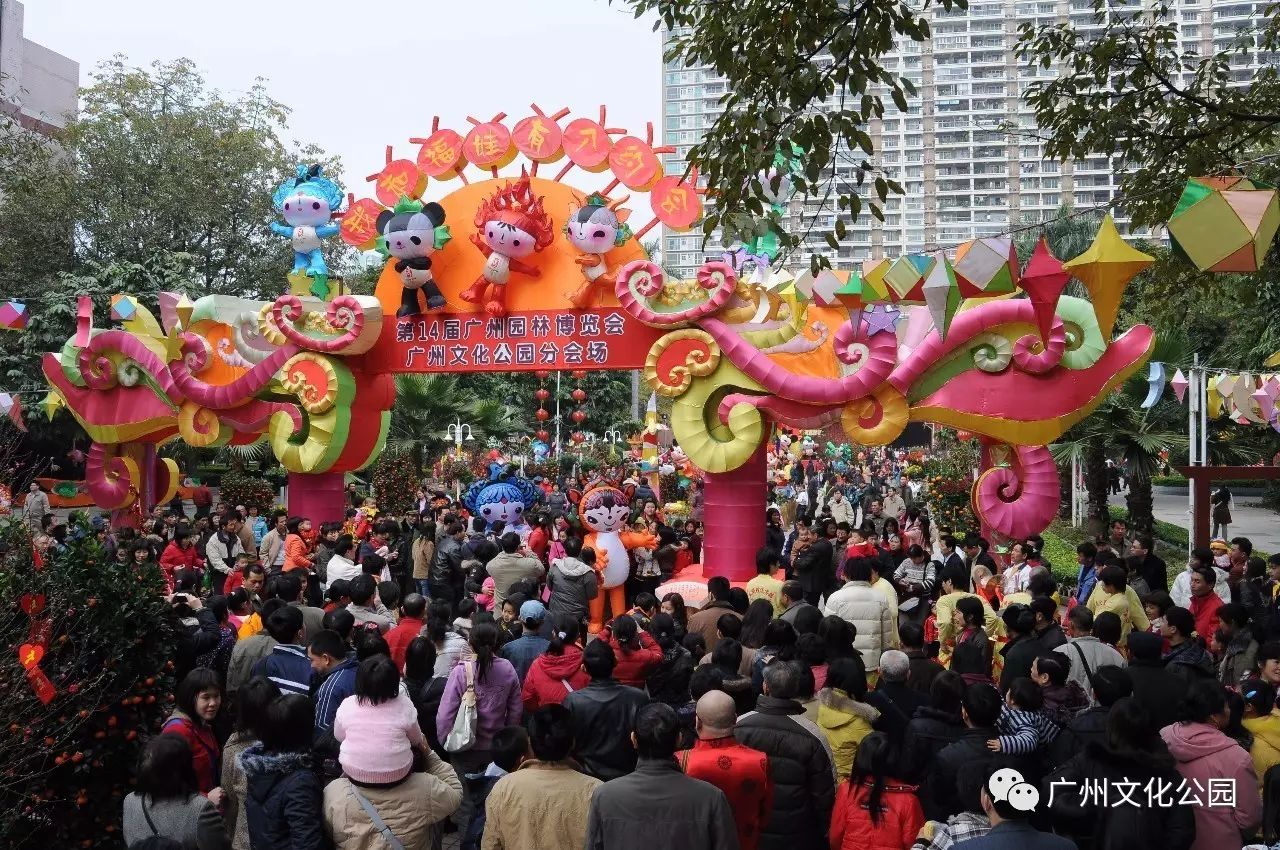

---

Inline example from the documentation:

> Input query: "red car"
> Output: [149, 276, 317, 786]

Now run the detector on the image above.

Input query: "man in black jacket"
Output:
[1030, 596, 1067, 650]
[1048, 666, 1133, 767]
[585, 703, 737, 850]
[1130, 535, 1168, 593]
[926, 682, 1002, 820]
[1125, 631, 1184, 731]
[564, 641, 649, 781]
[430, 521, 465, 604]
[791, 526, 834, 606]
[735, 659, 835, 850]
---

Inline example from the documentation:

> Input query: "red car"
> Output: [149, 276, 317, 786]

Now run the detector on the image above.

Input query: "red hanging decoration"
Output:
[570, 370, 588, 380]
[571, 431, 586, 443]
[571, 409, 587, 424]
[535, 388, 550, 401]
[536, 409, 550, 422]
[536, 429, 550, 442]
[571, 388, 587, 403]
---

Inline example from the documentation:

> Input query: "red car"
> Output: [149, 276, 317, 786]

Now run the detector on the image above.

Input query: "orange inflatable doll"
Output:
[570, 481, 656, 633]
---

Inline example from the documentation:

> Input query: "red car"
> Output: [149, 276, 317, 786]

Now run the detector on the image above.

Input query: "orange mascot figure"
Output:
[570, 481, 656, 634]
[460, 174, 554, 317]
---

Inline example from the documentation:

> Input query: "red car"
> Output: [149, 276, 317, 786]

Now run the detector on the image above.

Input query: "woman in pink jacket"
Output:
[1160, 679, 1261, 850]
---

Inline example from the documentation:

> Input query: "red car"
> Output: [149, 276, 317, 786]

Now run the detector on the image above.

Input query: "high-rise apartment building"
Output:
[0, 0, 79, 137]
[660, 0, 1270, 277]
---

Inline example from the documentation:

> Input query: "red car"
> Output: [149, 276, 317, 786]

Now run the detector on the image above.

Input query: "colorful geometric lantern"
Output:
[1167, 176, 1280, 273]
[922, 253, 961, 341]
[0, 300, 29, 332]
[1171, 368, 1189, 403]
[1063, 214, 1154, 340]
[954, 236, 1018, 295]
[1018, 237, 1071, 342]
[882, 254, 933, 303]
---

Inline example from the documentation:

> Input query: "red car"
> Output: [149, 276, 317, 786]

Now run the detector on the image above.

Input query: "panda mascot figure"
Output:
[376, 196, 452, 317]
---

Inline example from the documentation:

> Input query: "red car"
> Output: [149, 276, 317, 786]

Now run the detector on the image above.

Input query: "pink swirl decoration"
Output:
[889, 299, 1065, 394]
[75, 331, 182, 400]
[700, 316, 897, 406]
[718, 393, 842, 430]
[219, 399, 303, 434]
[973, 444, 1060, 541]
[270, 294, 366, 353]
[833, 318, 871, 366]
[170, 333, 299, 410]
[1012, 329, 1066, 374]
[85, 442, 136, 510]
[616, 259, 738, 328]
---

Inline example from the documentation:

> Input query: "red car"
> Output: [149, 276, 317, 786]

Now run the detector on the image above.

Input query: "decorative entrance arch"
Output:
[41, 104, 1157, 579]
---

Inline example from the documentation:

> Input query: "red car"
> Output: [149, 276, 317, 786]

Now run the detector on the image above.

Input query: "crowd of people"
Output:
[29, 451, 1275, 850]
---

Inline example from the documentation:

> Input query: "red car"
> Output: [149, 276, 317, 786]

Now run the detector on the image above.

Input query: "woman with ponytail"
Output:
[522, 615, 590, 712]
[436, 623, 522, 780]
[604, 613, 664, 689]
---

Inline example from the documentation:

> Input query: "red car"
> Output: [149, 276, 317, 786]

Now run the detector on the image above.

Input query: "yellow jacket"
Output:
[1245, 711, 1280, 794]
[816, 687, 880, 781]
[1085, 585, 1150, 644]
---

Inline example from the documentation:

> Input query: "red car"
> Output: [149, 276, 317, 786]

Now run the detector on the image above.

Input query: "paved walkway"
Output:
[1109, 490, 1280, 554]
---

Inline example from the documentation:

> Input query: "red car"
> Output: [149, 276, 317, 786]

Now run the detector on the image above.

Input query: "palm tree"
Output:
[1052, 340, 1188, 538]
[386, 374, 520, 471]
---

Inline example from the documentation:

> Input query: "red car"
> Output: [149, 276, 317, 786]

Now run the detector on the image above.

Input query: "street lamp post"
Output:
[444, 419, 474, 499]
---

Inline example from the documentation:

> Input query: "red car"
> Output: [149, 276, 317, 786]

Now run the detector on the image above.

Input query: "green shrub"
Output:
[0, 515, 175, 848]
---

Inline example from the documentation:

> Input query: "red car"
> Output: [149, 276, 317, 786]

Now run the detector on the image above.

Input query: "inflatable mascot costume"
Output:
[569, 481, 656, 633]
[463, 466, 541, 540]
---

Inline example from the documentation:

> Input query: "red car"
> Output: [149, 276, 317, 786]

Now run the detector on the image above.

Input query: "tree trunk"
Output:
[1126, 470, 1156, 539]
[1084, 443, 1109, 537]
[1057, 460, 1072, 520]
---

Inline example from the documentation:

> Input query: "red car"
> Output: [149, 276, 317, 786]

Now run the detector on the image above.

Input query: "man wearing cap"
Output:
[500, 600, 551, 681]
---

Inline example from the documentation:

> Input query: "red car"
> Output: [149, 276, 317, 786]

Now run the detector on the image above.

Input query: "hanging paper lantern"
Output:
[536, 429, 550, 442]
[921, 253, 961, 341]
[1019, 237, 1071, 342]
[571, 409, 587, 424]
[535, 370, 551, 380]
[1063, 214, 1154, 339]
[1141, 362, 1167, 409]
[570, 370, 588, 380]
[535, 388, 550, 402]
[535, 409, 550, 422]
[571, 388, 587, 403]
[954, 236, 1018, 296]
[571, 431, 586, 444]
[1171, 369, 1189, 403]
[1168, 176, 1280, 273]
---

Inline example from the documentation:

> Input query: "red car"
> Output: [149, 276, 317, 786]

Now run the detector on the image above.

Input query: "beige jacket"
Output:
[481, 759, 601, 850]
[323, 751, 461, 850]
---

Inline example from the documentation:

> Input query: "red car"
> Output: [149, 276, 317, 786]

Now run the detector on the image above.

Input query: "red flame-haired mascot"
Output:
[460, 174, 555, 316]
[570, 481, 656, 633]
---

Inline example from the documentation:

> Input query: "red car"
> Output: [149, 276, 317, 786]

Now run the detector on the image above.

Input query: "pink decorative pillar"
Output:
[288, 471, 347, 524]
[702, 443, 767, 582]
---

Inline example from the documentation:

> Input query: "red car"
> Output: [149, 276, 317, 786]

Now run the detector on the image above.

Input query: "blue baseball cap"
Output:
[519, 600, 546, 623]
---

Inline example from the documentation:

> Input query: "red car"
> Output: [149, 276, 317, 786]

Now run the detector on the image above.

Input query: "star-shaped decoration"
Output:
[1062, 214, 1153, 339]
[863, 304, 902, 336]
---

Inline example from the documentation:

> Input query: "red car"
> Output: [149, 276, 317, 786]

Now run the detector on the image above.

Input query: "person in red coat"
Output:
[829, 732, 924, 850]
[161, 668, 224, 804]
[384, 593, 428, 671]
[1188, 566, 1225, 642]
[603, 614, 664, 689]
[522, 618, 591, 712]
[160, 525, 205, 594]
[677, 689, 773, 850]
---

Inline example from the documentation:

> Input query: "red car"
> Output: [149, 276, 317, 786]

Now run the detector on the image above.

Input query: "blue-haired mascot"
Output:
[463, 466, 541, 540]
[271, 164, 344, 298]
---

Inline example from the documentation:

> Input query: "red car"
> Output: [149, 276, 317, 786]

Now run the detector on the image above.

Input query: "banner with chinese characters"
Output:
[365, 308, 664, 373]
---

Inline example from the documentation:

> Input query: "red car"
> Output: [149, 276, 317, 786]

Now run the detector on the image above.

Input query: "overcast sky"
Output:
[23, 0, 663, 186]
